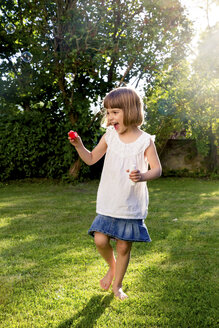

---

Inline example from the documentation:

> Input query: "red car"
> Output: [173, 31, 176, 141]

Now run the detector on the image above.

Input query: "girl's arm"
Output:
[69, 134, 107, 166]
[129, 139, 162, 182]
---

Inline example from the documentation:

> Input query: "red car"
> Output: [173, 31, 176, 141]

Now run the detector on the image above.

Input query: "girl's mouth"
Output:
[114, 123, 119, 130]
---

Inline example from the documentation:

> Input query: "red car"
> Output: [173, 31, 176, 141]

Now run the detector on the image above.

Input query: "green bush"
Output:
[0, 110, 97, 181]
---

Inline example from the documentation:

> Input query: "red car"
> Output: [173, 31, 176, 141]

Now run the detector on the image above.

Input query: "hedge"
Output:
[0, 110, 96, 181]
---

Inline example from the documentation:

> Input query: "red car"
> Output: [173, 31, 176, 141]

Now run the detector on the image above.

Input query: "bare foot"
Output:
[113, 287, 128, 300]
[100, 268, 115, 291]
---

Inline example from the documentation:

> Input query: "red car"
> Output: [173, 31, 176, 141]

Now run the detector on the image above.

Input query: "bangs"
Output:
[103, 91, 124, 109]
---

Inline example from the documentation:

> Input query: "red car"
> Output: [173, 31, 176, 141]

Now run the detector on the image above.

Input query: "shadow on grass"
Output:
[57, 294, 114, 328]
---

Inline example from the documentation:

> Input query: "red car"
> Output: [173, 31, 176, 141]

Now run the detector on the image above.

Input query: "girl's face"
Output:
[106, 108, 127, 134]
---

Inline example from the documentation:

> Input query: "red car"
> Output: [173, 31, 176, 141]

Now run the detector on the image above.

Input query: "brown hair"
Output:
[103, 87, 144, 127]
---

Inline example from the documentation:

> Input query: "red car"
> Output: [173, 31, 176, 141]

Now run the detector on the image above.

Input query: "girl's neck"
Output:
[118, 126, 142, 144]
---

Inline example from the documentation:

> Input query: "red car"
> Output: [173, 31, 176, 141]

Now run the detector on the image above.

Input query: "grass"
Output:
[0, 177, 218, 328]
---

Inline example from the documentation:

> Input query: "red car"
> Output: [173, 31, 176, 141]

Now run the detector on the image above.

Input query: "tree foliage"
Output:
[0, 0, 192, 116]
[0, 0, 193, 180]
[194, 23, 219, 79]
[191, 23, 219, 170]
[145, 28, 219, 172]
[145, 63, 189, 156]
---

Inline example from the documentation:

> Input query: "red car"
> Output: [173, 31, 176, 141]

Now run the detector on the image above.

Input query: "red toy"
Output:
[68, 130, 78, 140]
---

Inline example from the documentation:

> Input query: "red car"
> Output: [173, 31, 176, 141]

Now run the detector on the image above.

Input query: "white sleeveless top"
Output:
[96, 127, 155, 219]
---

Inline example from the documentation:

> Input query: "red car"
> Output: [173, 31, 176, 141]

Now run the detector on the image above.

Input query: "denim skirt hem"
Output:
[88, 214, 151, 243]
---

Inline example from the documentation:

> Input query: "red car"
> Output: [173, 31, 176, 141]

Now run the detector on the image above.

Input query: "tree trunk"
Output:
[69, 157, 82, 178]
[208, 128, 218, 172]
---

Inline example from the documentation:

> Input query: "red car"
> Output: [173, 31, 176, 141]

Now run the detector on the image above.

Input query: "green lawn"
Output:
[0, 178, 218, 328]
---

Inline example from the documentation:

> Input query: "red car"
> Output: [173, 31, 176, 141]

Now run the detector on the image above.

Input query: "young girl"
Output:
[69, 87, 162, 300]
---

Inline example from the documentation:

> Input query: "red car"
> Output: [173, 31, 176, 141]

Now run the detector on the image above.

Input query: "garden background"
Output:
[0, 0, 218, 181]
[0, 0, 219, 327]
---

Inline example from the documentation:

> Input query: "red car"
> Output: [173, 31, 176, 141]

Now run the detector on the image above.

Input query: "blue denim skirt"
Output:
[88, 214, 151, 243]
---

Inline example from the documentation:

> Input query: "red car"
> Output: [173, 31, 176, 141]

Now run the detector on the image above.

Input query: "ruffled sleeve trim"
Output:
[140, 132, 156, 154]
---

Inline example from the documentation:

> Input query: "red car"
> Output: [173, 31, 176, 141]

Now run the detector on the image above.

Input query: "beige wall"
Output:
[160, 140, 207, 173]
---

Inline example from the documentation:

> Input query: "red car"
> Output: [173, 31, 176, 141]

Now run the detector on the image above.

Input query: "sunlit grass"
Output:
[0, 178, 218, 327]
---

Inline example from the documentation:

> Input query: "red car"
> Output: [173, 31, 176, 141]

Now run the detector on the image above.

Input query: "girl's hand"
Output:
[68, 134, 82, 148]
[126, 168, 142, 183]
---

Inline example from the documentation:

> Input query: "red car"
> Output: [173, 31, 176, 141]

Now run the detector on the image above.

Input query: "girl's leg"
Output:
[94, 232, 116, 290]
[112, 240, 132, 300]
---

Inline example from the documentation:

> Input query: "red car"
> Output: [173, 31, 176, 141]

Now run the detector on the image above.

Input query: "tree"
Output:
[145, 56, 219, 172]
[144, 62, 190, 156]
[194, 23, 219, 80]
[191, 23, 219, 171]
[1, 0, 192, 107]
[184, 74, 219, 171]
[0, 0, 192, 177]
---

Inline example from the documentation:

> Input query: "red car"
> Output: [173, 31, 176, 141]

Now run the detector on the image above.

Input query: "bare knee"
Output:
[94, 232, 110, 249]
[116, 240, 132, 256]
